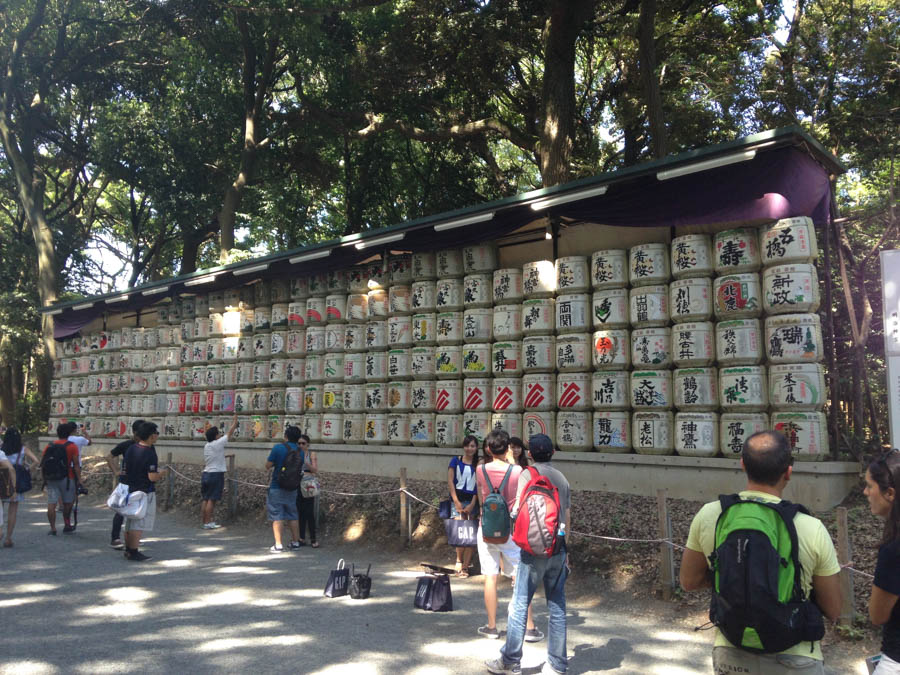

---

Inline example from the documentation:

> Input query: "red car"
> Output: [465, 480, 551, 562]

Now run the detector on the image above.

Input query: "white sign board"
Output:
[881, 250, 900, 449]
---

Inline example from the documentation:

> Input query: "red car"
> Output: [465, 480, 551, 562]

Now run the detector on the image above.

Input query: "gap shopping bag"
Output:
[349, 564, 372, 599]
[414, 574, 453, 612]
[445, 517, 478, 548]
[324, 558, 350, 598]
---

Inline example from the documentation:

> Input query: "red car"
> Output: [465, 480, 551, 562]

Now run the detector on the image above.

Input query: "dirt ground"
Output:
[76, 458, 882, 673]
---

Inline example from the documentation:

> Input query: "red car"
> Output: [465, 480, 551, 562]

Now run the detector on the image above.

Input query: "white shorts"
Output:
[477, 525, 521, 577]
[125, 493, 157, 532]
[875, 654, 900, 675]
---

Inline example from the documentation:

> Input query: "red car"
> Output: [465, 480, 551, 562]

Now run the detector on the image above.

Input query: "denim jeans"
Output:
[500, 546, 568, 673]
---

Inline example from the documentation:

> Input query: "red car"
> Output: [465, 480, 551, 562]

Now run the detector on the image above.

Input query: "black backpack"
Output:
[709, 494, 825, 653]
[277, 445, 304, 491]
[41, 442, 72, 482]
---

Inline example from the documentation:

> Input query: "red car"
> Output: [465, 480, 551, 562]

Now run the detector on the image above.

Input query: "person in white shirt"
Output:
[201, 415, 237, 530]
[67, 425, 91, 468]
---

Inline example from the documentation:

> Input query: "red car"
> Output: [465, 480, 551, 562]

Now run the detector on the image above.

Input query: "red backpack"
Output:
[512, 467, 562, 557]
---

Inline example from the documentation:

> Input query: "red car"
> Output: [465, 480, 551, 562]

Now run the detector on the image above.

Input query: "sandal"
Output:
[311, 541, 319, 548]
[454, 561, 464, 576]
[458, 568, 469, 578]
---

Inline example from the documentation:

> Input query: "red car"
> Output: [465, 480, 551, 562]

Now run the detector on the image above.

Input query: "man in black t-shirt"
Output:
[122, 422, 166, 562]
[106, 419, 144, 550]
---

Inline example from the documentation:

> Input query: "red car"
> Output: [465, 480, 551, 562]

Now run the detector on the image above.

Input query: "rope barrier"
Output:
[842, 563, 875, 580]
[569, 530, 688, 551]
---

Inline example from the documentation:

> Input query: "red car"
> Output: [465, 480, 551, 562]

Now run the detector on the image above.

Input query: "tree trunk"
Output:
[638, 0, 666, 159]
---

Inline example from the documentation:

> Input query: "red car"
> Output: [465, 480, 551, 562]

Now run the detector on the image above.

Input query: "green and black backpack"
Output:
[708, 494, 825, 653]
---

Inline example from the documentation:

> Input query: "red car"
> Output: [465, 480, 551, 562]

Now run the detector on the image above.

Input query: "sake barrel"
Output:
[271, 303, 289, 330]
[675, 412, 719, 457]
[714, 227, 761, 274]
[670, 277, 713, 323]
[324, 353, 344, 382]
[411, 281, 437, 312]
[771, 411, 828, 461]
[591, 371, 629, 411]
[593, 412, 631, 452]
[631, 327, 672, 369]
[765, 314, 823, 364]
[762, 264, 820, 315]
[365, 320, 388, 351]
[268, 415, 286, 441]
[306, 297, 326, 325]
[181, 319, 196, 342]
[436, 248, 464, 278]
[304, 413, 323, 443]
[523, 373, 555, 412]
[716, 319, 763, 366]
[437, 311, 464, 344]
[388, 413, 411, 446]
[673, 367, 718, 411]
[389, 285, 412, 315]
[761, 217, 818, 265]
[347, 265, 370, 294]
[409, 413, 436, 447]
[462, 243, 498, 274]
[462, 308, 492, 342]
[284, 358, 304, 385]
[463, 274, 492, 308]
[251, 281, 270, 307]
[556, 294, 590, 334]
[388, 315, 413, 347]
[557, 372, 591, 411]
[555, 333, 590, 372]
[524, 411, 556, 440]
[267, 388, 285, 413]
[181, 296, 197, 320]
[344, 352, 365, 382]
[630, 285, 669, 327]
[209, 314, 225, 339]
[462, 343, 491, 377]
[671, 234, 713, 280]
[305, 353, 325, 382]
[492, 378, 522, 413]
[365, 352, 388, 382]
[223, 309, 242, 336]
[463, 378, 492, 412]
[325, 294, 347, 323]
[236, 362, 254, 387]
[592, 329, 631, 370]
[309, 272, 328, 297]
[462, 412, 492, 444]
[254, 306, 272, 333]
[434, 345, 463, 378]
[714, 273, 762, 319]
[629, 243, 670, 287]
[491, 412, 523, 439]
[157, 324, 172, 346]
[592, 288, 629, 329]
[435, 278, 464, 311]
[347, 294, 368, 323]
[224, 288, 241, 310]
[672, 322, 716, 368]
[323, 382, 344, 411]
[223, 337, 240, 362]
[290, 277, 310, 301]
[496, 305, 522, 340]
[410, 380, 436, 412]
[343, 383, 366, 412]
[367, 259, 390, 290]
[250, 388, 269, 413]
[286, 329, 306, 356]
[234, 389, 252, 414]
[342, 413, 365, 443]
[240, 309, 255, 335]
[306, 325, 326, 355]
[720, 413, 769, 457]
[410, 347, 435, 379]
[177, 415, 193, 440]
[493, 269, 524, 304]
[270, 279, 290, 304]
[412, 313, 436, 345]
[521, 298, 555, 336]
[434, 380, 463, 414]
[364, 413, 387, 444]
[719, 366, 768, 411]
[633, 411, 675, 455]
[554, 257, 588, 294]
[591, 249, 628, 290]
[412, 251, 437, 280]
[435, 414, 463, 447]
[492, 341, 523, 377]
[388, 348, 411, 381]
[631, 370, 673, 409]
[252, 334, 271, 360]
[557, 412, 592, 451]
[522, 336, 555, 373]
[321, 413, 343, 444]
[303, 384, 323, 412]
[523, 260, 556, 298]
[269, 331, 287, 358]
[323, 323, 343, 354]
[769, 363, 826, 410]
[285, 387, 304, 413]
[343, 324, 365, 353]
[205, 365, 223, 389]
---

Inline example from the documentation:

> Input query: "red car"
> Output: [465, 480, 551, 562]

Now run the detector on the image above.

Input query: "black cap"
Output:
[528, 433, 553, 455]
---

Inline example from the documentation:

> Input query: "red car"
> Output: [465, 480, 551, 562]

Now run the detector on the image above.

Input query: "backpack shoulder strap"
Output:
[497, 465, 513, 493]
[769, 499, 806, 600]
[481, 464, 498, 493]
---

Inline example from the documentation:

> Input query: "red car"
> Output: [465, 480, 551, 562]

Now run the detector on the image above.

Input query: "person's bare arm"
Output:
[25, 447, 40, 464]
[812, 573, 843, 622]
[1, 459, 15, 492]
[680, 548, 713, 591]
[447, 467, 461, 510]
[265, 460, 274, 470]
[870, 584, 900, 626]
[308, 451, 318, 474]
[227, 414, 238, 437]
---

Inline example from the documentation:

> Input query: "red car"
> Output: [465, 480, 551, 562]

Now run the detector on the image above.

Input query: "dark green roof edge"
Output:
[44, 125, 844, 314]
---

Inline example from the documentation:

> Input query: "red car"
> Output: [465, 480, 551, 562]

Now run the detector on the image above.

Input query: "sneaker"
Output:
[289, 541, 303, 550]
[62, 525, 76, 534]
[48, 530, 57, 536]
[207, 522, 222, 529]
[269, 545, 284, 553]
[110, 539, 125, 550]
[541, 663, 565, 674]
[125, 550, 152, 562]
[525, 628, 545, 643]
[485, 657, 520, 674]
[202, 523, 215, 530]
[477, 625, 500, 639]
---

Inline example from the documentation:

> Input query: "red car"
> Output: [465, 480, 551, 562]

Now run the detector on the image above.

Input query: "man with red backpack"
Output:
[41, 423, 82, 535]
[486, 433, 571, 675]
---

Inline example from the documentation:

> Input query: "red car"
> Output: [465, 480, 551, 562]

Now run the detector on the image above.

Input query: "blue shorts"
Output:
[266, 487, 298, 522]
[201, 472, 225, 501]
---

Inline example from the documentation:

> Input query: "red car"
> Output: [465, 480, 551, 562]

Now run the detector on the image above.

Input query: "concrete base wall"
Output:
[63, 438, 860, 511]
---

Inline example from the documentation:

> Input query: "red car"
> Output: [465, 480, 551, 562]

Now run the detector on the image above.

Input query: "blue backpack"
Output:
[481, 464, 513, 543]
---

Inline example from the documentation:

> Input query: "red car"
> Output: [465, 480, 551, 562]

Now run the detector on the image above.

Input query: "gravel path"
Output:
[0, 493, 859, 674]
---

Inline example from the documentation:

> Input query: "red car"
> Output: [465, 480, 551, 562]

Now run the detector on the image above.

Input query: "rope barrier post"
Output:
[657, 489, 675, 601]
[836, 506, 856, 625]
[165, 452, 174, 512]
[400, 468, 408, 541]
[226, 454, 237, 521]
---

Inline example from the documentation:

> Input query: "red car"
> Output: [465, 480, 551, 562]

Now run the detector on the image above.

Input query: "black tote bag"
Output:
[324, 558, 350, 598]
[349, 564, 372, 599]
[414, 574, 453, 612]
[445, 518, 478, 548]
